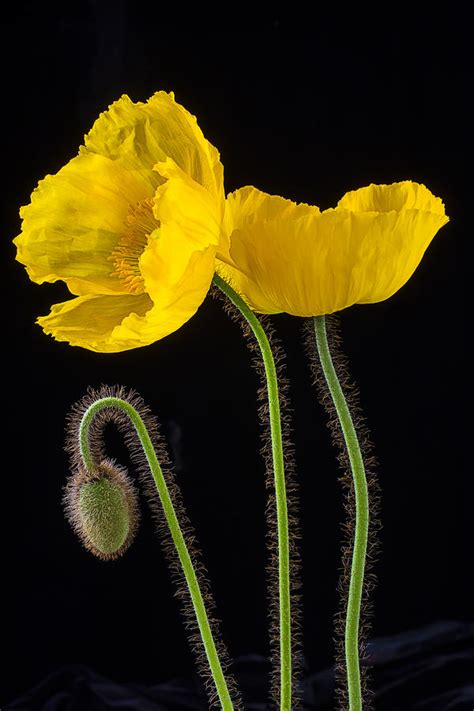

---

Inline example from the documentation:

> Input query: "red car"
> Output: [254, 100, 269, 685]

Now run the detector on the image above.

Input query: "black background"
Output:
[1, 3, 471, 707]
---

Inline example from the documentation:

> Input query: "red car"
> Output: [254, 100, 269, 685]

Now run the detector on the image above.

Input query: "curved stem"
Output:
[313, 316, 368, 711]
[213, 274, 291, 711]
[79, 395, 235, 711]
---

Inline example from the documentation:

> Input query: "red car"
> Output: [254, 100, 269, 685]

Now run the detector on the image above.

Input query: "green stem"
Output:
[213, 274, 291, 711]
[79, 396, 234, 711]
[313, 316, 369, 711]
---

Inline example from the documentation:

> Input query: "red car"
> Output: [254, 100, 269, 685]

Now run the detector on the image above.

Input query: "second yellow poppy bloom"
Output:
[216, 181, 449, 316]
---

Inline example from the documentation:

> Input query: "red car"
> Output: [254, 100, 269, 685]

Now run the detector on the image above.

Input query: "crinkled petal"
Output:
[219, 211, 341, 315]
[331, 206, 448, 306]
[337, 180, 447, 215]
[216, 187, 322, 312]
[37, 293, 153, 352]
[84, 92, 223, 199]
[153, 158, 224, 246]
[113, 245, 216, 349]
[38, 239, 216, 354]
[139, 160, 222, 295]
[218, 185, 320, 264]
[216, 184, 449, 316]
[15, 152, 149, 295]
[226, 185, 320, 223]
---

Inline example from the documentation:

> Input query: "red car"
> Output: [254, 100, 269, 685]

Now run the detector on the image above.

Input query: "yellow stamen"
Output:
[111, 198, 159, 294]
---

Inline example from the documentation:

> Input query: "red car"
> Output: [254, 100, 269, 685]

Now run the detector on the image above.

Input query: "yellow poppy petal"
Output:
[217, 183, 449, 316]
[131, 160, 221, 302]
[84, 92, 223, 199]
[218, 185, 320, 265]
[38, 241, 216, 354]
[339, 207, 448, 304]
[114, 245, 217, 349]
[15, 152, 149, 295]
[338, 180, 447, 215]
[216, 187, 322, 311]
[37, 293, 152, 352]
[152, 158, 222, 258]
[219, 210, 337, 315]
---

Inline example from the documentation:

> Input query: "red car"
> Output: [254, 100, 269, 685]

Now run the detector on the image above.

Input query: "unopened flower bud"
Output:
[64, 459, 139, 560]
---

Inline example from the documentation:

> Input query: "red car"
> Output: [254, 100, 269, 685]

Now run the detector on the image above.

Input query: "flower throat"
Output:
[111, 198, 159, 294]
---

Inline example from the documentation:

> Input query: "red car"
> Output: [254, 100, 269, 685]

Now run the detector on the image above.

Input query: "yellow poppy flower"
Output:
[14, 92, 224, 352]
[216, 181, 449, 316]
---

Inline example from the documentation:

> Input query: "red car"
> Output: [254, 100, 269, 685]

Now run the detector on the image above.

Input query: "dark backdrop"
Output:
[1, 3, 470, 707]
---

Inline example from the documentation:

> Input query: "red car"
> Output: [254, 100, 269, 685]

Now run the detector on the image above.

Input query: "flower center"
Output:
[111, 198, 159, 294]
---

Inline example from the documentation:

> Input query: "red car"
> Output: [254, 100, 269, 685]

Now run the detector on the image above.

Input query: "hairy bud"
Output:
[64, 459, 139, 561]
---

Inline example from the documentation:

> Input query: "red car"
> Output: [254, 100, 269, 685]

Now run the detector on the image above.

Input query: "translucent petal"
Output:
[37, 293, 152, 352]
[338, 180, 447, 215]
[15, 152, 149, 295]
[84, 92, 223, 198]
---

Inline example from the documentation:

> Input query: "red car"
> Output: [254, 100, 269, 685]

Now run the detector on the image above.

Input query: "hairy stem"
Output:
[79, 395, 235, 711]
[313, 316, 369, 711]
[213, 274, 292, 711]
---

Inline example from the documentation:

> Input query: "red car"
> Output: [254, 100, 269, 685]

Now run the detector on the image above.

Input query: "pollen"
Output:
[111, 198, 160, 294]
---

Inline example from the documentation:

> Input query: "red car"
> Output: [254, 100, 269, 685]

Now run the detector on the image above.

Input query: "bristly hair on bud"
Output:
[63, 458, 139, 561]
